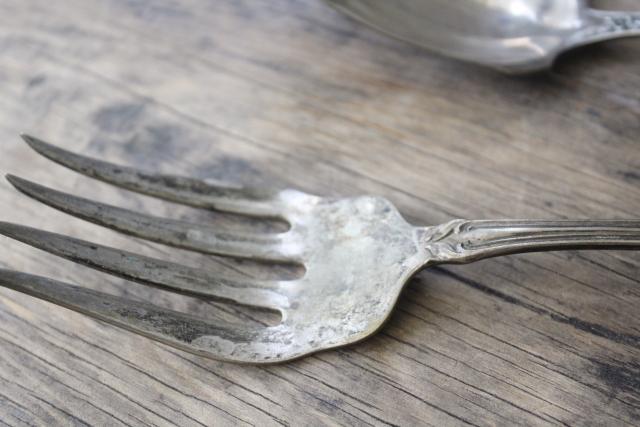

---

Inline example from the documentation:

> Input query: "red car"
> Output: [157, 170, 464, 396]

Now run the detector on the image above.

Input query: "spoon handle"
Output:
[424, 219, 640, 264]
[569, 9, 640, 48]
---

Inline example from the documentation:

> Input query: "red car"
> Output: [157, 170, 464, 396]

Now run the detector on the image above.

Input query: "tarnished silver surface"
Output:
[1, 135, 640, 363]
[325, 0, 640, 73]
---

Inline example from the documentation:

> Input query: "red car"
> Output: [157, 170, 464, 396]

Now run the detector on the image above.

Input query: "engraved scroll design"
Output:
[421, 219, 515, 263]
[422, 219, 640, 265]
[422, 219, 473, 263]
[571, 12, 640, 46]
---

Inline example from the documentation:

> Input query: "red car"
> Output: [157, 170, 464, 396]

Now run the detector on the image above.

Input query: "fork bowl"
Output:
[326, 0, 640, 73]
[0, 135, 639, 363]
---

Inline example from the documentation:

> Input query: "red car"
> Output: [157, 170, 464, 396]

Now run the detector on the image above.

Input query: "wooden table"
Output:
[1, 0, 639, 425]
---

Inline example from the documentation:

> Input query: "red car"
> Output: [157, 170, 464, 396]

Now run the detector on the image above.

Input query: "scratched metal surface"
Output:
[0, 0, 639, 425]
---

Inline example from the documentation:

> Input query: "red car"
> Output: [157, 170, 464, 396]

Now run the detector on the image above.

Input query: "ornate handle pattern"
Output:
[569, 9, 640, 47]
[423, 219, 640, 264]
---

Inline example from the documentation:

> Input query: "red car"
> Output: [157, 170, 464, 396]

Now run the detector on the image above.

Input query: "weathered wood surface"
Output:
[0, 0, 639, 425]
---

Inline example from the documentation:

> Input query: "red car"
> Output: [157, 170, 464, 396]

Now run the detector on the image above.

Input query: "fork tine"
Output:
[21, 134, 286, 218]
[0, 222, 289, 309]
[6, 175, 296, 263]
[0, 269, 288, 362]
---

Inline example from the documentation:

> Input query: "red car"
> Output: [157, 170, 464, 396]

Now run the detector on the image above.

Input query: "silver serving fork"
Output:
[1, 135, 639, 363]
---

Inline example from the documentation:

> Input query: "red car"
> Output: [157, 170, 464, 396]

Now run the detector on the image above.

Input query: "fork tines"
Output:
[0, 135, 297, 362]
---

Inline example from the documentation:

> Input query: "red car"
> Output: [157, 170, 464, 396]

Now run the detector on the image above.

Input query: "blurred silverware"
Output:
[326, 0, 640, 73]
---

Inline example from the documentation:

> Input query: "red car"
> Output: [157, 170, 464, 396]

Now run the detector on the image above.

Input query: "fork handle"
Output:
[569, 9, 640, 47]
[423, 219, 640, 265]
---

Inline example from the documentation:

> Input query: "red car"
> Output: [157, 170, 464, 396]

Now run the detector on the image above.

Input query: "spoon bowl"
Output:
[326, 0, 640, 73]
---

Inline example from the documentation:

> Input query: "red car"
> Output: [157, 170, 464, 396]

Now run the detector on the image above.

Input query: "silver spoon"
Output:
[325, 0, 640, 73]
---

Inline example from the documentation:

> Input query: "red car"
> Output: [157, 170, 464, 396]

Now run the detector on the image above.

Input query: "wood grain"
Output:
[0, 0, 639, 425]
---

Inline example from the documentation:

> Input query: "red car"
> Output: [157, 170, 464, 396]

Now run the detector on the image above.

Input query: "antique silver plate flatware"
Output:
[326, 0, 640, 73]
[0, 135, 639, 363]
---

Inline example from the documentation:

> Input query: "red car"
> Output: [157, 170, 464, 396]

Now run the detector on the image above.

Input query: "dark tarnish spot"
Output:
[135, 172, 229, 196]
[133, 170, 271, 201]
[113, 306, 260, 343]
[114, 307, 212, 342]
[160, 319, 213, 343]
[93, 103, 146, 133]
